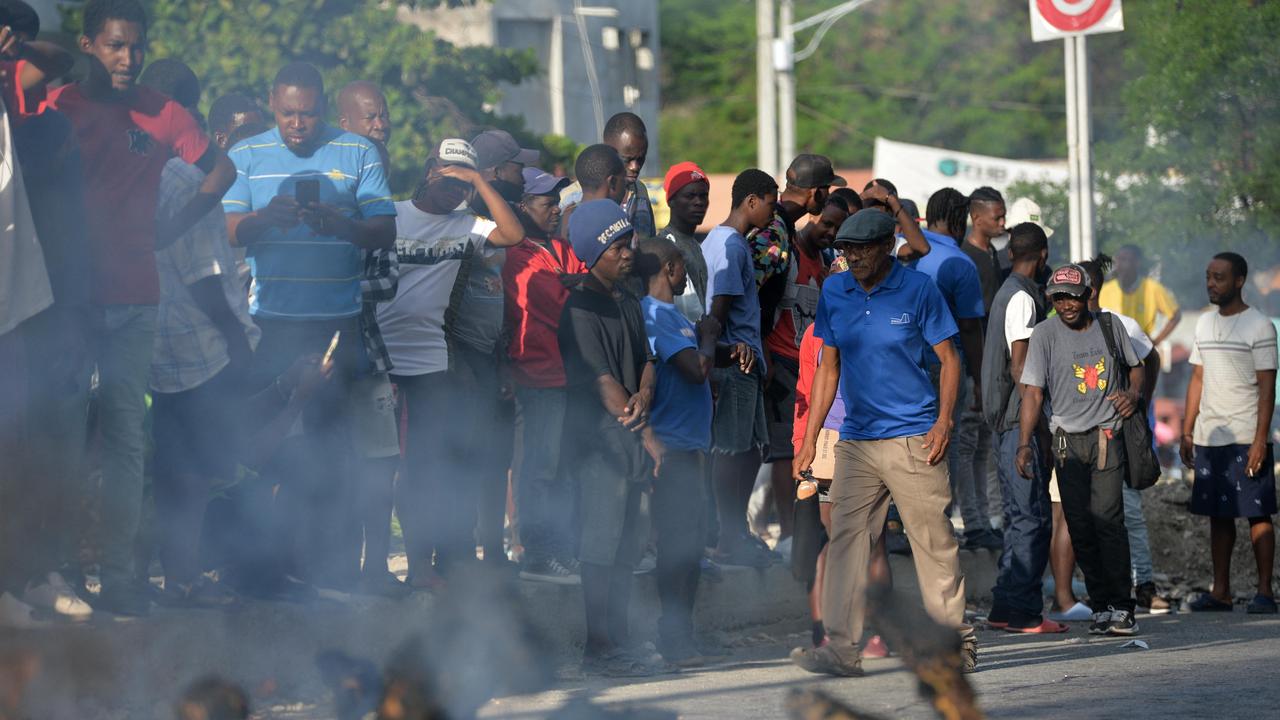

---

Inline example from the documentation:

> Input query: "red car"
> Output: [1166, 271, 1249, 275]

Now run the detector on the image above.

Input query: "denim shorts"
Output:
[711, 364, 768, 456]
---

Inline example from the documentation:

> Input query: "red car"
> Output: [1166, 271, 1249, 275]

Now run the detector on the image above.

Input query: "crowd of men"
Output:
[0, 0, 1276, 683]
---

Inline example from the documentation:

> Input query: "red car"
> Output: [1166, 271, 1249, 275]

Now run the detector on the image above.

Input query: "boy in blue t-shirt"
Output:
[636, 236, 754, 666]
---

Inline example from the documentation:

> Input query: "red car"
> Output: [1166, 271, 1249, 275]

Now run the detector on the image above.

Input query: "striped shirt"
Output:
[223, 126, 395, 320]
[1190, 307, 1278, 446]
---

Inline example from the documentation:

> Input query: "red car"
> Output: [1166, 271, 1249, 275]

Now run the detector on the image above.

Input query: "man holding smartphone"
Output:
[223, 61, 396, 594]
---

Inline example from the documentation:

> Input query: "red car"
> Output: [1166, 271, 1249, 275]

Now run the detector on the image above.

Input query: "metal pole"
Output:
[1075, 35, 1095, 261]
[756, 0, 777, 179]
[549, 16, 565, 136]
[1064, 36, 1082, 262]
[776, 0, 796, 174]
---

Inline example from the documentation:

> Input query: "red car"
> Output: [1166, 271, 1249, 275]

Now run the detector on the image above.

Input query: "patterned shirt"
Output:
[360, 247, 398, 374]
[151, 159, 260, 393]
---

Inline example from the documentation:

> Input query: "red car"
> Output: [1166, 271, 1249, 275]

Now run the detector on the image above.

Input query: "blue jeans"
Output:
[514, 385, 574, 563]
[1123, 485, 1153, 585]
[991, 429, 1053, 620]
[950, 388, 993, 536]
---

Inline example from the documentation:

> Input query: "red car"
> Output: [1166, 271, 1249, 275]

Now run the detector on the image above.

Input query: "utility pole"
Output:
[1063, 34, 1095, 262]
[1074, 35, 1095, 261]
[756, 0, 777, 179]
[773, 0, 877, 181]
[776, 0, 796, 175]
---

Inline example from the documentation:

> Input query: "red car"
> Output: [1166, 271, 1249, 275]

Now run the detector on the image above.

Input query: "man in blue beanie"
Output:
[558, 199, 667, 676]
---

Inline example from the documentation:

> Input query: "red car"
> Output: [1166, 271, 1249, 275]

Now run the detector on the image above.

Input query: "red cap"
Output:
[664, 161, 709, 202]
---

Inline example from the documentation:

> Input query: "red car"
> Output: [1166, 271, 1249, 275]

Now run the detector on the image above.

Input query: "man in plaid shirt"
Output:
[339, 82, 408, 597]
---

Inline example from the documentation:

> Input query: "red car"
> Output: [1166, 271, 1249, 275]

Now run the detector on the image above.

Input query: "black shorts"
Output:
[764, 353, 800, 462]
[1190, 444, 1277, 518]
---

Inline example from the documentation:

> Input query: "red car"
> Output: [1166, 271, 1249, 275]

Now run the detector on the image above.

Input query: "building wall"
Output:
[400, 0, 661, 169]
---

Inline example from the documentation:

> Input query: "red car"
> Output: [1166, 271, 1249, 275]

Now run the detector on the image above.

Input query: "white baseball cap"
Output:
[1006, 197, 1054, 238]
[434, 138, 478, 169]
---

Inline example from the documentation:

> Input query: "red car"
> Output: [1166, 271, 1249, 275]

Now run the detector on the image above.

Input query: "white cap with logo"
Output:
[435, 138, 478, 169]
[1006, 197, 1054, 238]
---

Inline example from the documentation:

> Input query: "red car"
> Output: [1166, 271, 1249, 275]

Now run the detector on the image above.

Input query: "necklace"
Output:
[1214, 310, 1243, 342]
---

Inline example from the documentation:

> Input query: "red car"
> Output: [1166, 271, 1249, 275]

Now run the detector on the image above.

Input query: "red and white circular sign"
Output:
[1030, 0, 1124, 41]
[1036, 0, 1114, 32]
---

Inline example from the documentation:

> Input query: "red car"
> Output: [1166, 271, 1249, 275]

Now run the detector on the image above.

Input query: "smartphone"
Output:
[295, 179, 320, 208]
[321, 330, 341, 367]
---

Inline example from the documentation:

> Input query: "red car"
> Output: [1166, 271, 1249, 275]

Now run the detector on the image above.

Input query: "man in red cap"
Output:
[659, 161, 710, 324]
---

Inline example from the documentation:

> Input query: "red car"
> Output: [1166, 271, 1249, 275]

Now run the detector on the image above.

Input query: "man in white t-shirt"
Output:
[1181, 252, 1278, 615]
[375, 139, 522, 588]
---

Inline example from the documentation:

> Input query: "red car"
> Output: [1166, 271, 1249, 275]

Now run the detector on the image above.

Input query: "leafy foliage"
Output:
[660, 0, 1069, 172]
[63, 0, 550, 193]
[1090, 0, 1280, 300]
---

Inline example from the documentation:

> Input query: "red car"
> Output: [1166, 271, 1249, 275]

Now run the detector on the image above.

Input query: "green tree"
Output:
[660, 0, 1072, 172]
[64, 0, 545, 193]
[1091, 0, 1280, 301]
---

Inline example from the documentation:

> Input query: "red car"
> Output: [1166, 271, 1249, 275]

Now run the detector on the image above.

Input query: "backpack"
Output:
[1097, 312, 1162, 490]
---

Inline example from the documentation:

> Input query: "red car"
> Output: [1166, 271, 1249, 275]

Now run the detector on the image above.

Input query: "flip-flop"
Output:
[1048, 601, 1093, 622]
[1005, 618, 1069, 634]
[1188, 594, 1233, 612]
[1246, 594, 1278, 614]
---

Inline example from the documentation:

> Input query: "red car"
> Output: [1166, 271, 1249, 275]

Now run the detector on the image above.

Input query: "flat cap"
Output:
[834, 208, 897, 244]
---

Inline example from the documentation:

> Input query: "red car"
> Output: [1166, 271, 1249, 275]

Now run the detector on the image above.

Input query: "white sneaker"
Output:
[0, 591, 49, 629]
[774, 536, 794, 564]
[24, 572, 93, 619]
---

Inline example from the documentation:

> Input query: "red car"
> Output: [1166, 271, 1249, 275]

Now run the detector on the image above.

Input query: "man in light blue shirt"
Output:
[222, 62, 395, 593]
[916, 187, 995, 550]
[701, 169, 777, 568]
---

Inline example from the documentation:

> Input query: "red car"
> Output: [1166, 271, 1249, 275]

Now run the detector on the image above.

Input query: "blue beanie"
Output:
[569, 200, 633, 269]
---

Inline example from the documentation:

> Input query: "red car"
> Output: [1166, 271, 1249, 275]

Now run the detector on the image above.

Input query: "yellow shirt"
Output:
[1098, 277, 1179, 337]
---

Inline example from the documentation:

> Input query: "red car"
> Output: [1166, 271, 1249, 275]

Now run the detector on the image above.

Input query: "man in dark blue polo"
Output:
[791, 208, 976, 677]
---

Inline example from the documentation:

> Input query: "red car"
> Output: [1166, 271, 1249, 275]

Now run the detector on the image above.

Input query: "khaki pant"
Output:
[822, 435, 970, 662]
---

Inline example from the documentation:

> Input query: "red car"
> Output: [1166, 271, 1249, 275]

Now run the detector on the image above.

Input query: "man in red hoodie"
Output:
[503, 165, 585, 583]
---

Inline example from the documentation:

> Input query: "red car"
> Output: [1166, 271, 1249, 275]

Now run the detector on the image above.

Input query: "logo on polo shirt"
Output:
[127, 129, 154, 155]
[889, 313, 912, 326]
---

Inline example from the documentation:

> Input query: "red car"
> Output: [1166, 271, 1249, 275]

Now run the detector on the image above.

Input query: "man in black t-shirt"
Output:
[559, 200, 666, 676]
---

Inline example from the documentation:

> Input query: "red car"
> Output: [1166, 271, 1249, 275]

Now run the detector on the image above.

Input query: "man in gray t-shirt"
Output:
[1021, 302, 1139, 433]
[1016, 264, 1145, 636]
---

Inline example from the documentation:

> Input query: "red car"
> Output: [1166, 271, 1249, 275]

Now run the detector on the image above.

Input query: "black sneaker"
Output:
[961, 529, 1003, 551]
[1105, 607, 1139, 636]
[582, 649, 657, 678]
[1088, 610, 1113, 634]
[94, 583, 151, 617]
[790, 645, 864, 677]
[519, 557, 580, 585]
[699, 556, 724, 583]
[885, 528, 912, 556]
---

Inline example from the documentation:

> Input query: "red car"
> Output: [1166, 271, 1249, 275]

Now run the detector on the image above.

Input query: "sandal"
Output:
[1188, 593, 1233, 612]
[1246, 594, 1278, 614]
[1005, 618, 1069, 634]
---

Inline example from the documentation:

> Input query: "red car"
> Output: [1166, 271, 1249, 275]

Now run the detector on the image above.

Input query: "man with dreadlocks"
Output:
[914, 188, 995, 550]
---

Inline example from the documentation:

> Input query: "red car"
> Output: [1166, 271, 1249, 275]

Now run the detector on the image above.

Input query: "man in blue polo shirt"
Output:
[791, 208, 976, 677]
[223, 61, 395, 592]
[916, 187, 995, 550]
